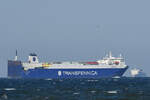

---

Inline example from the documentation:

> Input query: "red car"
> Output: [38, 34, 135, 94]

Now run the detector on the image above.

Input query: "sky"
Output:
[0, 0, 150, 77]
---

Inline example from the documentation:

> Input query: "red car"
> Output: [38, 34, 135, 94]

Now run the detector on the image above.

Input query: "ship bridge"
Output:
[97, 52, 125, 66]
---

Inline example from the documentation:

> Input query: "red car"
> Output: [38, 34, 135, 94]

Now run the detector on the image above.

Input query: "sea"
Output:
[0, 77, 150, 100]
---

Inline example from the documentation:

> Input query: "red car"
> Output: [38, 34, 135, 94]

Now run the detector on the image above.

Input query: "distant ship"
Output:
[8, 51, 128, 78]
[130, 68, 146, 77]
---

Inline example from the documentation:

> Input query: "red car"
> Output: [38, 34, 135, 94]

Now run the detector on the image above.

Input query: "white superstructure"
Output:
[22, 52, 127, 70]
[97, 52, 125, 66]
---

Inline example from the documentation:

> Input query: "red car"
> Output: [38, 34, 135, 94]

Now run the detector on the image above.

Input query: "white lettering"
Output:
[58, 71, 62, 76]
[62, 71, 98, 76]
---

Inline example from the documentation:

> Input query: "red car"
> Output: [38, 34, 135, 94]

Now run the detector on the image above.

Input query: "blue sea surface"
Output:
[0, 77, 150, 100]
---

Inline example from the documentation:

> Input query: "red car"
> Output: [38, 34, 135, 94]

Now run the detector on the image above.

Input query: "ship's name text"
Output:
[62, 71, 98, 76]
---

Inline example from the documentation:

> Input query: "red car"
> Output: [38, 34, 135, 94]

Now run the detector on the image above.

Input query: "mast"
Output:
[14, 50, 18, 61]
[119, 54, 122, 58]
[109, 51, 112, 58]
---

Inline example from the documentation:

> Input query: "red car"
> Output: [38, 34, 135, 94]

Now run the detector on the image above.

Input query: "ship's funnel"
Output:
[28, 53, 39, 63]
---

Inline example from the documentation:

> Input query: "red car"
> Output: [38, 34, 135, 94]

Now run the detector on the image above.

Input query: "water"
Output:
[0, 77, 150, 100]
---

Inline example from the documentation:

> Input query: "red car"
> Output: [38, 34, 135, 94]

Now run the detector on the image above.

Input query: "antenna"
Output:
[15, 50, 18, 61]
[119, 54, 122, 58]
[109, 51, 112, 58]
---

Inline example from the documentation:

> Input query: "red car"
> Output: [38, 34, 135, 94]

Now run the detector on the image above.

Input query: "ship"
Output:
[8, 51, 129, 78]
[130, 68, 146, 77]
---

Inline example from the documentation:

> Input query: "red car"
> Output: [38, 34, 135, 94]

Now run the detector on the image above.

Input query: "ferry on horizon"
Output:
[8, 51, 129, 78]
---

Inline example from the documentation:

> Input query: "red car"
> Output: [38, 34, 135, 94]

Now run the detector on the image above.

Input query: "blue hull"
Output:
[21, 68, 128, 78]
[8, 60, 128, 78]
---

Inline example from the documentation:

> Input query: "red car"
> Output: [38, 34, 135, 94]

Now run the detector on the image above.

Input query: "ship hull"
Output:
[8, 60, 128, 78]
[22, 68, 128, 78]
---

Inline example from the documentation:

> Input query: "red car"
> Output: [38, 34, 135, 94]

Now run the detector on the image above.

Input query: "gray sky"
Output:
[0, 0, 150, 77]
